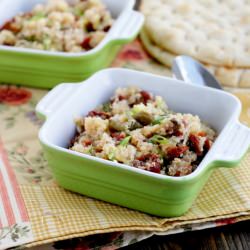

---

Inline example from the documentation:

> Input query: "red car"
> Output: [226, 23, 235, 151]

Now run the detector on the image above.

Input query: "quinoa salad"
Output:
[70, 87, 216, 177]
[0, 0, 113, 52]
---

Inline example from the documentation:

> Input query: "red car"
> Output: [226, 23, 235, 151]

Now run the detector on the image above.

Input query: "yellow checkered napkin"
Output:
[23, 88, 250, 247]
[19, 150, 250, 247]
[2, 74, 250, 247]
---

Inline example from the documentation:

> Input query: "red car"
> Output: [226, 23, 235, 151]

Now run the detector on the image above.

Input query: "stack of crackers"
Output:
[140, 0, 250, 88]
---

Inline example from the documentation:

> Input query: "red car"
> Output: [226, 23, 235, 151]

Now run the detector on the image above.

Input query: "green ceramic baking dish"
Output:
[0, 0, 144, 88]
[36, 69, 250, 217]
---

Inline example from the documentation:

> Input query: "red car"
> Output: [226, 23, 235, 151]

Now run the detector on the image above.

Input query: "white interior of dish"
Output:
[0, 0, 135, 55]
[39, 69, 242, 179]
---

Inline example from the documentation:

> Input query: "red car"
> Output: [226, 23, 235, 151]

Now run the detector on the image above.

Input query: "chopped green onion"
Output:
[149, 135, 169, 145]
[128, 120, 142, 130]
[102, 102, 111, 112]
[43, 37, 51, 50]
[131, 106, 143, 116]
[152, 116, 166, 125]
[26, 36, 36, 42]
[119, 136, 131, 146]
[74, 8, 84, 17]
[108, 150, 115, 160]
[30, 12, 45, 21]
[155, 96, 167, 110]
[86, 146, 94, 155]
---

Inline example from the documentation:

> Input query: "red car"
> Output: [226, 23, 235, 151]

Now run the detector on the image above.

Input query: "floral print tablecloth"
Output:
[1, 39, 250, 250]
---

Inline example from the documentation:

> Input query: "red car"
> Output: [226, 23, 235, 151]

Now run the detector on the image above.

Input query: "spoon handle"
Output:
[172, 55, 222, 90]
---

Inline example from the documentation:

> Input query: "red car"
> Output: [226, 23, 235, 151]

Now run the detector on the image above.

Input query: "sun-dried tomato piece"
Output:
[80, 36, 92, 50]
[175, 171, 181, 177]
[166, 146, 188, 160]
[1, 20, 12, 31]
[133, 153, 162, 174]
[0, 19, 20, 33]
[198, 131, 207, 137]
[82, 139, 92, 146]
[95, 148, 102, 153]
[137, 153, 158, 162]
[204, 138, 212, 151]
[111, 132, 126, 141]
[164, 119, 182, 137]
[173, 130, 183, 137]
[149, 165, 161, 173]
[137, 154, 147, 161]
[140, 90, 151, 104]
[118, 95, 126, 101]
[87, 110, 110, 119]
[189, 134, 202, 155]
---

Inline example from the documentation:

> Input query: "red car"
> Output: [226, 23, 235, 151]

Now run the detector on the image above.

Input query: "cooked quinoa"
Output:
[0, 0, 113, 52]
[70, 86, 216, 177]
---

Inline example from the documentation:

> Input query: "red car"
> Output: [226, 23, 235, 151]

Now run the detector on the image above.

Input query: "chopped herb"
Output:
[128, 120, 142, 130]
[43, 37, 51, 50]
[156, 96, 167, 110]
[30, 12, 45, 21]
[108, 150, 115, 160]
[86, 145, 94, 155]
[131, 106, 143, 116]
[102, 102, 111, 112]
[149, 135, 169, 145]
[152, 116, 166, 125]
[26, 36, 36, 42]
[119, 136, 131, 146]
[74, 8, 84, 17]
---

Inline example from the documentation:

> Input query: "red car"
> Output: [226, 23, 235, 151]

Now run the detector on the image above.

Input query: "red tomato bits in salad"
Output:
[69, 86, 216, 177]
[0, 0, 113, 52]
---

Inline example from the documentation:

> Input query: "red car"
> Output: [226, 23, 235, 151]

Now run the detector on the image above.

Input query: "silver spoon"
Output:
[172, 55, 222, 90]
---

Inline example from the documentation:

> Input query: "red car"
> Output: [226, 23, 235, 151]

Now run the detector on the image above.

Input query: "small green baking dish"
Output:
[0, 0, 144, 88]
[36, 69, 250, 217]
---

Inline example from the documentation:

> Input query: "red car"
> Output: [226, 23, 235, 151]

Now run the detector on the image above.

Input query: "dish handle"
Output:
[107, 10, 144, 43]
[36, 83, 79, 120]
[212, 121, 250, 168]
